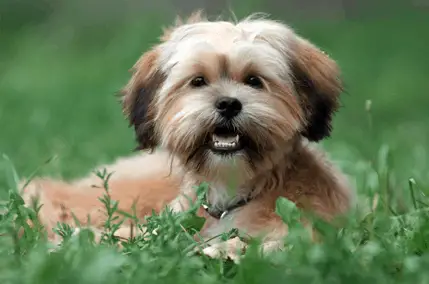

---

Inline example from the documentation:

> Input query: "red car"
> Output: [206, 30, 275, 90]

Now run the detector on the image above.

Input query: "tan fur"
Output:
[21, 12, 354, 257]
[160, 10, 207, 42]
[21, 150, 183, 242]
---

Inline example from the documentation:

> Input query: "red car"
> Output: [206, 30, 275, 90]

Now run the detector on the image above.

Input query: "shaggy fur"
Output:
[22, 11, 354, 256]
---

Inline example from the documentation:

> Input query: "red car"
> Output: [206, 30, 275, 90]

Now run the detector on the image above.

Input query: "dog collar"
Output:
[201, 194, 253, 219]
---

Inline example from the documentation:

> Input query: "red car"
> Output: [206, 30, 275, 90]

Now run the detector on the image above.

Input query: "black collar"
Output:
[202, 193, 254, 219]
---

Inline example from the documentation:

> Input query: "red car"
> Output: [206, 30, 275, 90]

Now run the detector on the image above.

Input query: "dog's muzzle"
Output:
[208, 97, 246, 155]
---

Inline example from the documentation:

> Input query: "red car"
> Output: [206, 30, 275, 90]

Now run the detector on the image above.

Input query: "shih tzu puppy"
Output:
[22, 11, 354, 259]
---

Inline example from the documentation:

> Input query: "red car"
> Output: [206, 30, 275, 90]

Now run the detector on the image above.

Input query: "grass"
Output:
[1, 2, 429, 283]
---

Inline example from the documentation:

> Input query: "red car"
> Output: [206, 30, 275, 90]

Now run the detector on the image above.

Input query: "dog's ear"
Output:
[121, 48, 165, 151]
[290, 37, 343, 142]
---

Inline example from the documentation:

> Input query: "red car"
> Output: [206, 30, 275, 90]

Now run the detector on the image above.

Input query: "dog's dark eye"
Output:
[244, 75, 263, 89]
[190, 76, 208, 88]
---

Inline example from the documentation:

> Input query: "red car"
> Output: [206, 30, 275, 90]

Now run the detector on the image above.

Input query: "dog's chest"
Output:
[206, 182, 244, 211]
[200, 210, 241, 240]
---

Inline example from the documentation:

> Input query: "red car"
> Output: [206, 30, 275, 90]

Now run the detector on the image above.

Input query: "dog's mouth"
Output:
[209, 126, 244, 154]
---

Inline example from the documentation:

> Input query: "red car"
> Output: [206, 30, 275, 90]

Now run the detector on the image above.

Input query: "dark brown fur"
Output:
[290, 38, 343, 141]
[121, 49, 165, 151]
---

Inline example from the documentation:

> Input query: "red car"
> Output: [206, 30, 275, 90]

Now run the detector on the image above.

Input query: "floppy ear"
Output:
[121, 48, 165, 151]
[290, 37, 343, 142]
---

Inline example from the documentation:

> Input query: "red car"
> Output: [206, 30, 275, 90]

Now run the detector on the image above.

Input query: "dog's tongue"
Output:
[212, 134, 239, 143]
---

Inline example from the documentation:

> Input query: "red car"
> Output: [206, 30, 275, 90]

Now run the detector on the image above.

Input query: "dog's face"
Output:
[121, 13, 343, 177]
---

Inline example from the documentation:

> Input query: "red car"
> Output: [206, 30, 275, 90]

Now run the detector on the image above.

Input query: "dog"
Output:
[21, 11, 354, 259]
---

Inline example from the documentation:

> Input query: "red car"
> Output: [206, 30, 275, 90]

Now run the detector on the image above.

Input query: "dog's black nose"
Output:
[215, 97, 242, 119]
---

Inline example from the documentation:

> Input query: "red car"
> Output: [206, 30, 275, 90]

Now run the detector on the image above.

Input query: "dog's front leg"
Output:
[168, 177, 200, 213]
[169, 194, 195, 213]
[200, 215, 289, 262]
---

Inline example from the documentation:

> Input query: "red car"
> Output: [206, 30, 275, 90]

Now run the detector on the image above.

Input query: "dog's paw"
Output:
[260, 240, 285, 257]
[201, 237, 247, 263]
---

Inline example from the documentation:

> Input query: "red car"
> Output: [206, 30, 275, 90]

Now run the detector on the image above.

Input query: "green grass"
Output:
[1, 2, 429, 283]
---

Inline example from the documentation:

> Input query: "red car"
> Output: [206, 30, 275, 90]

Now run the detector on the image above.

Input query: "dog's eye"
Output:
[190, 76, 208, 88]
[244, 75, 263, 89]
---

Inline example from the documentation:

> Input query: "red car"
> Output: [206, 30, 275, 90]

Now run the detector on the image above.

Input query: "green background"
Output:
[1, 1, 429, 282]
[1, 1, 428, 192]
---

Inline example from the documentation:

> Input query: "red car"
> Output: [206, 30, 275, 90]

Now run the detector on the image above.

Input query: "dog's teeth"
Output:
[213, 140, 237, 149]
[212, 134, 239, 144]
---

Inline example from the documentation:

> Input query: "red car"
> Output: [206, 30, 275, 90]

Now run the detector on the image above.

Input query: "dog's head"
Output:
[121, 12, 343, 176]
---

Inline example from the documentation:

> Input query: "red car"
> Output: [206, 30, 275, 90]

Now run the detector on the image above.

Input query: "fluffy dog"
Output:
[22, 12, 354, 257]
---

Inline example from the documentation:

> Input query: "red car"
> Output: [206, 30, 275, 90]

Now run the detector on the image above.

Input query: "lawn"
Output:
[1, 2, 429, 283]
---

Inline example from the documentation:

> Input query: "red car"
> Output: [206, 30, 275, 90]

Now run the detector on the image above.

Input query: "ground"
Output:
[1, 3, 429, 284]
